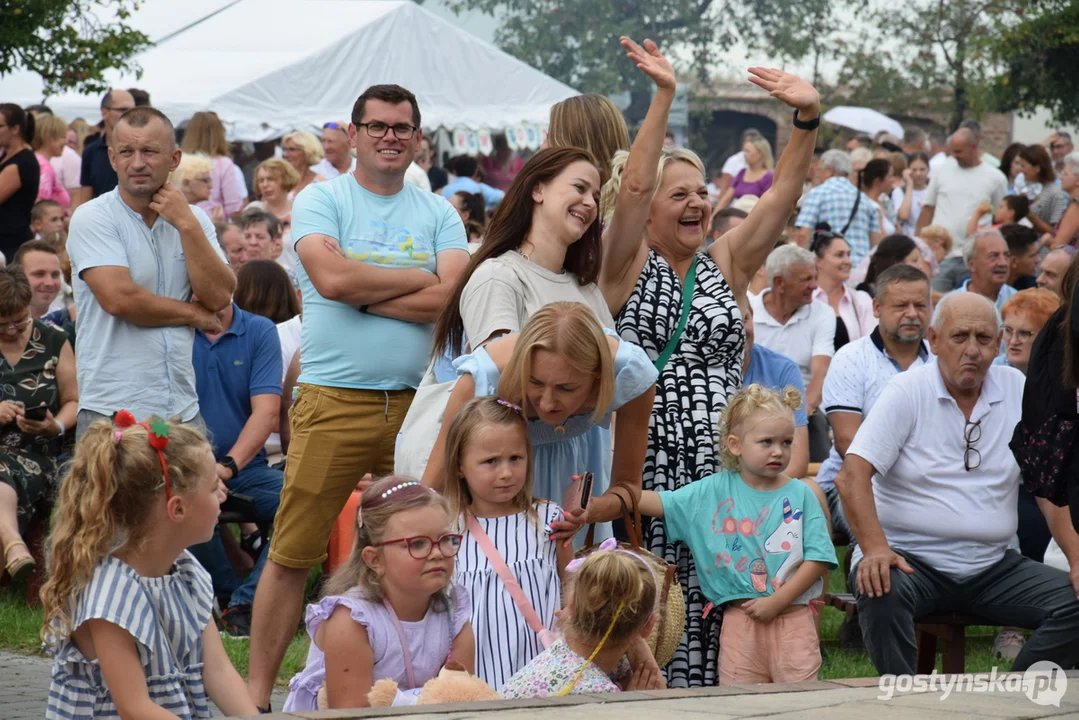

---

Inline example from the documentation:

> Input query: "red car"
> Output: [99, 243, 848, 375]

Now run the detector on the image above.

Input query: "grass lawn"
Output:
[0, 547, 1011, 683]
[0, 588, 311, 687]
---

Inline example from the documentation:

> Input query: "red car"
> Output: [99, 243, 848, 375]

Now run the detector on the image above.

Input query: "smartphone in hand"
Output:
[24, 405, 49, 422]
[563, 472, 595, 512]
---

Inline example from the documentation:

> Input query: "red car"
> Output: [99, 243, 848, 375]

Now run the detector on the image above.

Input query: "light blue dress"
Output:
[453, 330, 658, 546]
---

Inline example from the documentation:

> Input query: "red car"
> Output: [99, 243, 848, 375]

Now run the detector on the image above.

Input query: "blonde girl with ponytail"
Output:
[41, 412, 256, 719]
[501, 548, 660, 697]
[638, 384, 838, 685]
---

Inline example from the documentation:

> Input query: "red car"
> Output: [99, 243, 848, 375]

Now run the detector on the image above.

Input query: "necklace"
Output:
[514, 247, 566, 275]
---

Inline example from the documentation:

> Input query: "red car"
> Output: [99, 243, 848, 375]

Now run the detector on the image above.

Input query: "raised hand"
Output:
[621, 37, 676, 92]
[747, 67, 820, 116]
[150, 182, 198, 230]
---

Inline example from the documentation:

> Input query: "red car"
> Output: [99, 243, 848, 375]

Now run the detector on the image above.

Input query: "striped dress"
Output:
[454, 502, 563, 690]
[46, 552, 214, 720]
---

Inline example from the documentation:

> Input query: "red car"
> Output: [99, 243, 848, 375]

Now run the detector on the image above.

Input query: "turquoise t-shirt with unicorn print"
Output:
[659, 470, 837, 607]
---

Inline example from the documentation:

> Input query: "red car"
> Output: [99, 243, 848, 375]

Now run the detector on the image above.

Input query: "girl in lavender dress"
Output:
[284, 478, 474, 710]
[501, 543, 661, 698]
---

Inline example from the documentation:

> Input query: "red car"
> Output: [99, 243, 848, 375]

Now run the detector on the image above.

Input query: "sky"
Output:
[423, 1, 1076, 142]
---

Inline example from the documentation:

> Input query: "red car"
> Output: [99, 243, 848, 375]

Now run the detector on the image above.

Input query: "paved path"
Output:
[5, 649, 1077, 719]
[248, 673, 1079, 719]
[0, 650, 288, 718]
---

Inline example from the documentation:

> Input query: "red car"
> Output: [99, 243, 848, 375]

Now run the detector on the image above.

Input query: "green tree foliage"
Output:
[829, 0, 1027, 130]
[988, 0, 1079, 125]
[0, 0, 150, 95]
[429, 0, 836, 93]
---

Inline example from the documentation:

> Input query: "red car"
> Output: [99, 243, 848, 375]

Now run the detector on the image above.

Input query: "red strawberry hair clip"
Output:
[113, 410, 173, 500]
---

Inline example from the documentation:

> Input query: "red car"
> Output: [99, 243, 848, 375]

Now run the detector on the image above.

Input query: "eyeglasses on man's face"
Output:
[356, 122, 418, 141]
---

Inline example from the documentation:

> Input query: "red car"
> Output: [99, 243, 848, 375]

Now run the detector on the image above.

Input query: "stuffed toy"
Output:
[370, 661, 500, 706]
[316, 662, 499, 709]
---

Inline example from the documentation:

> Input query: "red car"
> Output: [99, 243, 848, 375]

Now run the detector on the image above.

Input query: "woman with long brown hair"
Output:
[431, 146, 607, 359]
[181, 111, 245, 220]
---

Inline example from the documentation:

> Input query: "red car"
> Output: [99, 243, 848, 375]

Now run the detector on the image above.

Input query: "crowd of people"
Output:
[1, 35, 1078, 719]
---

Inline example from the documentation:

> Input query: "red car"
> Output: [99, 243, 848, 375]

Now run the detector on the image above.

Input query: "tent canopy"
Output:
[1, 0, 578, 141]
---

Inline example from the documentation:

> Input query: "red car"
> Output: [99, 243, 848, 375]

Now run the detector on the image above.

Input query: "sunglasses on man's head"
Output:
[323, 122, 345, 131]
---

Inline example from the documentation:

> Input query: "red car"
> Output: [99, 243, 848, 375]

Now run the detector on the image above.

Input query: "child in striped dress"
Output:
[443, 396, 572, 690]
[40, 412, 256, 719]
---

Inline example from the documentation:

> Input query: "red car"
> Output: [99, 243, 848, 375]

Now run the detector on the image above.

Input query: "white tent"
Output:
[0, 0, 578, 142]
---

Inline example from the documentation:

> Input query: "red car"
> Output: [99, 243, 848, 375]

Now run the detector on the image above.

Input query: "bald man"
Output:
[915, 128, 1007, 246]
[1037, 247, 1074, 297]
[834, 292, 1079, 676]
[70, 88, 137, 213]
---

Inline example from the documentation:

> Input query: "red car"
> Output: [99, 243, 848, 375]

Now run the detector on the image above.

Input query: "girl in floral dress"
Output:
[501, 546, 660, 697]
[0, 265, 78, 580]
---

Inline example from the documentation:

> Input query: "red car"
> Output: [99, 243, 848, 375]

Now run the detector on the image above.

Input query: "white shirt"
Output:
[749, 290, 836, 385]
[848, 362, 1025, 580]
[265, 314, 303, 455]
[929, 152, 948, 174]
[405, 162, 432, 192]
[309, 157, 356, 180]
[816, 330, 931, 491]
[721, 151, 747, 179]
[892, 186, 928, 237]
[922, 161, 1007, 249]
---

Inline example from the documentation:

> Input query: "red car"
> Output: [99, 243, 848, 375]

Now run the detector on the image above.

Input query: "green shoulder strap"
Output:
[653, 257, 697, 373]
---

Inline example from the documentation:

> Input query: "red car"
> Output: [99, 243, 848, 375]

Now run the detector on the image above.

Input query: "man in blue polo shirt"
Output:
[741, 302, 809, 479]
[190, 300, 282, 638]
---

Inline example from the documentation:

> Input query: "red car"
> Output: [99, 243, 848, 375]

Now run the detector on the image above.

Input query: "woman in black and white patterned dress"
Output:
[598, 69, 821, 687]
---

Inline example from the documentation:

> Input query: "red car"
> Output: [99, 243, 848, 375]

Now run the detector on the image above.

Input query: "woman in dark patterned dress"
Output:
[0, 266, 77, 581]
[598, 69, 821, 687]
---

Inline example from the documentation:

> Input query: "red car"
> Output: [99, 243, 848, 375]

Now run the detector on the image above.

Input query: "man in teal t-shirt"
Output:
[246, 84, 469, 712]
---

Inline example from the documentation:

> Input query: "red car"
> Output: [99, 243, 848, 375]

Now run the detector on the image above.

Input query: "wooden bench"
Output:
[825, 593, 987, 673]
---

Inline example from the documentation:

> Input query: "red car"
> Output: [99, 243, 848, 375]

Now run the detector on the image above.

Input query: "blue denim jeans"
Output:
[189, 461, 282, 608]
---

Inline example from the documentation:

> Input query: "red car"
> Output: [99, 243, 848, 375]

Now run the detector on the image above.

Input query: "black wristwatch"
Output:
[792, 108, 821, 131]
[221, 455, 239, 480]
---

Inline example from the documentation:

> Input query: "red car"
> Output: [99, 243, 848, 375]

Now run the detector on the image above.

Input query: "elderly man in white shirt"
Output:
[750, 244, 835, 461]
[834, 292, 1079, 676]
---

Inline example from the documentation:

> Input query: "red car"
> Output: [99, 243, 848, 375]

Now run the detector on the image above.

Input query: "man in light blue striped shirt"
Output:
[67, 107, 234, 438]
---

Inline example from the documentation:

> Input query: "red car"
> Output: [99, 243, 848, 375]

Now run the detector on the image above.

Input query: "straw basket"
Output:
[576, 491, 685, 668]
